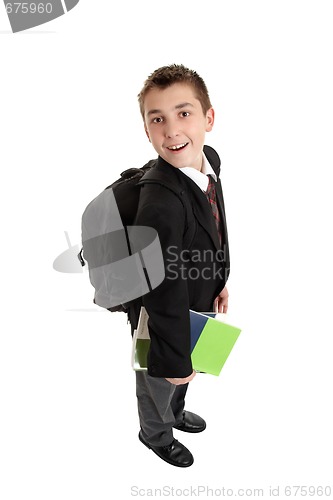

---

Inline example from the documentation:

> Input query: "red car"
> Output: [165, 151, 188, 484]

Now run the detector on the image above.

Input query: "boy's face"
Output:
[143, 83, 214, 171]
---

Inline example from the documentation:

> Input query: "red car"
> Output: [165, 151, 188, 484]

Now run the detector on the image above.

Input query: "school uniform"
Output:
[129, 145, 230, 446]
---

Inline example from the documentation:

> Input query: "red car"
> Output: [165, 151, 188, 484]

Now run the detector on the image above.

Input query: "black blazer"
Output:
[131, 145, 230, 378]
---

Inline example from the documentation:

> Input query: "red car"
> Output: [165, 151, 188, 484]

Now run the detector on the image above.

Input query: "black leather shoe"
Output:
[173, 411, 206, 433]
[138, 431, 194, 467]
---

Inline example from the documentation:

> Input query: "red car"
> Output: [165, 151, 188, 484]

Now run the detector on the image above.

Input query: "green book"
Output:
[131, 307, 241, 376]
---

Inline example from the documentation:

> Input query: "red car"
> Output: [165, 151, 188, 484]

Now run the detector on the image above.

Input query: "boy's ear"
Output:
[144, 125, 151, 142]
[205, 108, 215, 132]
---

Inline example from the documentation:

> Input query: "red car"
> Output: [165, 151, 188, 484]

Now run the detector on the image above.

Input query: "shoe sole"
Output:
[138, 432, 194, 468]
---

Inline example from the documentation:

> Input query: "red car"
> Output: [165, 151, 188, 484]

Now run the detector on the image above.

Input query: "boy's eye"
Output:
[152, 117, 163, 123]
[181, 111, 190, 117]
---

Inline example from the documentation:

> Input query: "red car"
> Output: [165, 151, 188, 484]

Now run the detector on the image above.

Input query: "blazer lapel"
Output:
[214, 179, 228, 251]
[180, 175, 221, 252]
[204, 145, 229, 255]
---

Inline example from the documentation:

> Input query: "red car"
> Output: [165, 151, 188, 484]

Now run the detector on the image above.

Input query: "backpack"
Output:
[78, 158, 195, 313]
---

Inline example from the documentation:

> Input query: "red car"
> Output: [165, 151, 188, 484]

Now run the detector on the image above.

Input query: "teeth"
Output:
[168, 143, 187, 150]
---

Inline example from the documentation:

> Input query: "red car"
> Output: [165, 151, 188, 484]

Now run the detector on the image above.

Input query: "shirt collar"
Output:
[178, 153, 218, 192]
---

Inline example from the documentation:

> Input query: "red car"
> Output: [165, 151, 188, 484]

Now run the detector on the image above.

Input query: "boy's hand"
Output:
[165, 370, 196, 385]
[214, 286, 229, 313]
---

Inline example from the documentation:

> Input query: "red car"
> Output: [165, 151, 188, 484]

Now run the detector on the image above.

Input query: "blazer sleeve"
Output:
[134, 184, 193, 378]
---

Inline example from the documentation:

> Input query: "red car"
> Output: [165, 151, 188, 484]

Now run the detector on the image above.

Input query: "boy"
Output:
[130, 64, 230, 467]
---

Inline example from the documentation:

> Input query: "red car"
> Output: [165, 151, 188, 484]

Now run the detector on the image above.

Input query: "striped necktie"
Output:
[205, 175, 222, 246]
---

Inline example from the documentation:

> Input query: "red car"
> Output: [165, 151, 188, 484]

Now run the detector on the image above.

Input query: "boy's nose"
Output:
[165, 122, 180, 138]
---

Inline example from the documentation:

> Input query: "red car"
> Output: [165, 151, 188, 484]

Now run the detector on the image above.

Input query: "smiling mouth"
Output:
[166, 142, 189, 151]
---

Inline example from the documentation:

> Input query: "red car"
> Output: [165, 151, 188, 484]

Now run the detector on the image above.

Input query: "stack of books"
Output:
[131, 308, 242, 376]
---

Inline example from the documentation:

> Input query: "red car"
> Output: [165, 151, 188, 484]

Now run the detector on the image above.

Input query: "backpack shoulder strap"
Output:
[138, 169, 195, 249]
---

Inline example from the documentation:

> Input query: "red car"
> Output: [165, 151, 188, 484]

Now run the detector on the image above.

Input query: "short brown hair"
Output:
[138, 64, 212, 119]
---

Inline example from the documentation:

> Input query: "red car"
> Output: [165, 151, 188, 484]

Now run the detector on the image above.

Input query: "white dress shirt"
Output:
[178, 153, 217, 192]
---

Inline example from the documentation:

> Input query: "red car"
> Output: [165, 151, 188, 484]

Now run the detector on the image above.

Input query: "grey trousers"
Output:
[136, 371, 188, 446]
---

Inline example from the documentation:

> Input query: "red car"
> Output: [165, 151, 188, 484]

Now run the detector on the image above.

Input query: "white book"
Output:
[131, 306, 150, 370]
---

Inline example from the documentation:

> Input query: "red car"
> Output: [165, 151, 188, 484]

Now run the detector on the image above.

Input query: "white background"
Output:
[1, 1, 332, 498]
